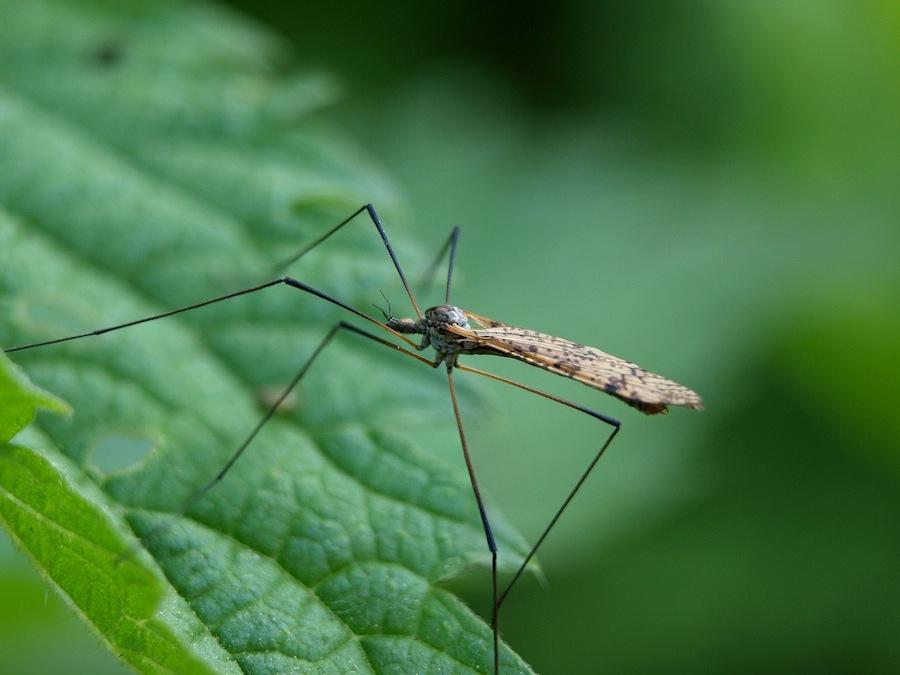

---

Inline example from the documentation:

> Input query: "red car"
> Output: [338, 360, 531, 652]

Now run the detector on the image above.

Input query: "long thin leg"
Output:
[273, 204, 368, 272]
[418, 226, 461, 304]
[274, 203, 423, 318]
[7, 204, 424, 348]
[131, 321, 433, 557]
[4, 275, 418, 354]
[184, 321, 432, 511]
[446, 365, 500, 674]
[456, 364, 621, 610]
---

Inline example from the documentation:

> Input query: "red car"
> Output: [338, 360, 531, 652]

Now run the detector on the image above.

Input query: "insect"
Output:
[4, 204, 702, 673]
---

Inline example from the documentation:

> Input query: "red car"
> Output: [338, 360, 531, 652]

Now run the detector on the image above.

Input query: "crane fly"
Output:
[389, 306, 703, 415]
[4, 204, 703, 674]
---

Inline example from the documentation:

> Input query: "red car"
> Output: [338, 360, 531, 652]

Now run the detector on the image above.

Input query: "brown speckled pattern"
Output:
[444, 310, 704, 415]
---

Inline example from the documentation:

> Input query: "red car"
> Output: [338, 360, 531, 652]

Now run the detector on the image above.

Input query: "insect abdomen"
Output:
[622, 398, 668, 415]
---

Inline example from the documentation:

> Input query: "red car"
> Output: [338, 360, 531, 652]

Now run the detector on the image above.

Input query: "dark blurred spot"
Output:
[223, 0, 572, 108]
[89, 41, 125, 67]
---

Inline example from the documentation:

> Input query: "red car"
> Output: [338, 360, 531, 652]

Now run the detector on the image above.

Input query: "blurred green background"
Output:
[2, 1, 898, 673]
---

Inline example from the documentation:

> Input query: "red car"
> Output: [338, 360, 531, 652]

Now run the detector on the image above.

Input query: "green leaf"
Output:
[0, 352, 69, 442]
[0, 352, 226, 674]
[0, 1, 533, 673]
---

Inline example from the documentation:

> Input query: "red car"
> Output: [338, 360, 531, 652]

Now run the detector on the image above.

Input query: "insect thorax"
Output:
[423, 304, 471, 353]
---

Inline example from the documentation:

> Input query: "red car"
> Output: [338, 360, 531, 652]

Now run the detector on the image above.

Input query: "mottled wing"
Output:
[454, 311, 703, 415]
[463, 310, 506, 329]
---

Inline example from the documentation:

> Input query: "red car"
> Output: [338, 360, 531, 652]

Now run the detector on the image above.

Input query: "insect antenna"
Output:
[371, 289, 393, 320]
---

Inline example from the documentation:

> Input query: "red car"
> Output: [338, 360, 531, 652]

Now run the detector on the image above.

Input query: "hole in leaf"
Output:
[90, 433, 154, 474]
